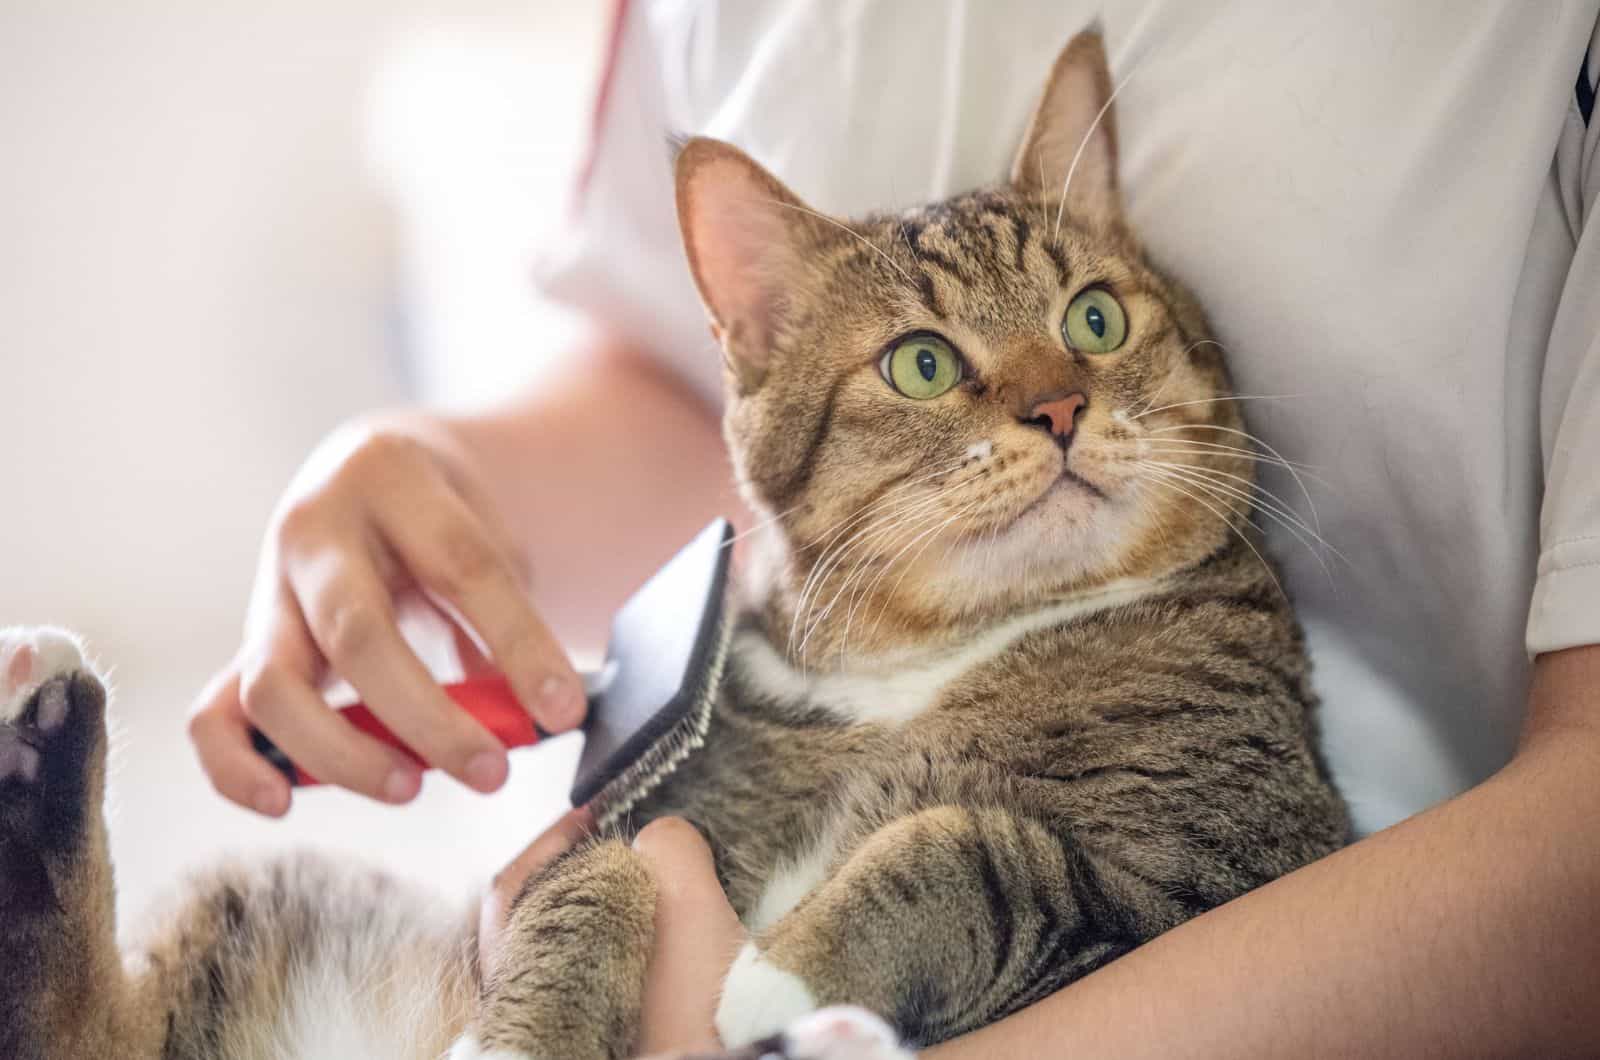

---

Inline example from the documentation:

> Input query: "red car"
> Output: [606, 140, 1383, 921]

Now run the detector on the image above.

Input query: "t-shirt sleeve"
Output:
[535, 2, 723, 408]
[1526, 34, 1600, 656]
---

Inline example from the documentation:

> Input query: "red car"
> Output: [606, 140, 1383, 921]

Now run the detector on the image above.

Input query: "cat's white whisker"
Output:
[1139, 438, 1325, 474]
[1143, 456, 1326, 537]
[795, 487, 969, 663]
[803, 474, 984, 664]
[762, 198, 915, 285]
[1144, 462, 1344, 586]
[857, 498, 987, 653]
[789, 460, 970, 652]
[844, 496, 984, 662]
[804, 478, 983, 662]
[1131, 393, 1305, 421]
[1150, 423, 1322, 534]
[1138, 472, 1287, 601]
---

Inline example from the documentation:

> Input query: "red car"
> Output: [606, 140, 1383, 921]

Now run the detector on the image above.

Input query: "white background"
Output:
[2, 0, 605, 923]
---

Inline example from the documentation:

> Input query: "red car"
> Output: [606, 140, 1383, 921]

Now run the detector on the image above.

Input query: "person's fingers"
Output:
[479, 807, 596, 975]
[187, 664, 293, 816]
[449, 617, 495, 677]
[237, 595, 424, 803]
[633, 817, 748, 1056]
[377, 480, 585, 733]
[286, 542, 510, 793]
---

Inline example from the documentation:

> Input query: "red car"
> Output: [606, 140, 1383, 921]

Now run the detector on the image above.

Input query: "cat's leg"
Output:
[716, 805, 1169, 1049]
[0, 627, 157, 1059]
[0, 628, 476, 1060]
[453, 836, 657, 1060]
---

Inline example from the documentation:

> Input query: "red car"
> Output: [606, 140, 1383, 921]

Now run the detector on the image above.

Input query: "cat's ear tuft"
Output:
[675, 138, 820, 393]
[1010, 29, 1123, 224]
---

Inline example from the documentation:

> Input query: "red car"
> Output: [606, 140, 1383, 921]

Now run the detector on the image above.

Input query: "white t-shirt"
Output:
[540, 0, 1600, 837]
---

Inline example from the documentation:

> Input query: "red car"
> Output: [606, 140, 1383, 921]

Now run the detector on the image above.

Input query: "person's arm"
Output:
[916, 643, 1599, 1057]
[441, 335, 741, 655]
[188, 331, 736, 814]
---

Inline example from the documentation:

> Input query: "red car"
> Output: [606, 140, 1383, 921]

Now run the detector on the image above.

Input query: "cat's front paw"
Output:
[0, 625, 107, 878]
[715, 941, 820, 1048]
[0, 627, 97, 785]
[769, 1007, 913, 1060]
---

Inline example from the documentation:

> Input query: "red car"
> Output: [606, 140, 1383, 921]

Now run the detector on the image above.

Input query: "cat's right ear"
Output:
[675, 138, 820, 393]
[1010, 29, 1123, 224]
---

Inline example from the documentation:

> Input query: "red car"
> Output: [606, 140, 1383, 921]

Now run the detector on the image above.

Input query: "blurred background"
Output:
[2, 1, 606, 923]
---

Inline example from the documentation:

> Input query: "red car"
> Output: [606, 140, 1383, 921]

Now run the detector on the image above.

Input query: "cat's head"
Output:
[675, 31, 1252, 658]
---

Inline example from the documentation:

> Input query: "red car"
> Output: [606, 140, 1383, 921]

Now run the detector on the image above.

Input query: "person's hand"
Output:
[631, 818, 747, 1055]
[188, 418, 586, 815]
[479, 814, 746, 1055]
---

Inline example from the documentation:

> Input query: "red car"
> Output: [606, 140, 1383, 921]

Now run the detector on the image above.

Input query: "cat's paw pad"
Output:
[776, 1007, 913, 1060]
[715, 941, 819, 1048]
[0, 627, 97, 784]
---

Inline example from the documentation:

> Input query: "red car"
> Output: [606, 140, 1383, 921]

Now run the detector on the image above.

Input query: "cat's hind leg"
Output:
[0, 627, 146, 1059]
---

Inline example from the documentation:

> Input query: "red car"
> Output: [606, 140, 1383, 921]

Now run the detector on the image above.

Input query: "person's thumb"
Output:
[633, 817, 747, 1054]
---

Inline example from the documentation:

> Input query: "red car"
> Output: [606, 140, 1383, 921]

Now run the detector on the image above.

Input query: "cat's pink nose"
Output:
[1026, 393, 1088, 438]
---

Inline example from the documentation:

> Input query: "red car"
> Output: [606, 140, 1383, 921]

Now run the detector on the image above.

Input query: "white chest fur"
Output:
[733, 578, 1160, 728]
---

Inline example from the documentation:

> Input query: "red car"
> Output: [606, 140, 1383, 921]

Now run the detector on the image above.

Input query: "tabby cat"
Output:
[0, 31, 1348, 1060]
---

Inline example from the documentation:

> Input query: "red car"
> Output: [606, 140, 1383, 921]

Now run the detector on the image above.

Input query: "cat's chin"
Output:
[945, 477, 1134, 597]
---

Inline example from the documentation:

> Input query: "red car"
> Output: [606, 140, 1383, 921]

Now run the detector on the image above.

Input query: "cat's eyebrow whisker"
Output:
[761, 198, 915, 285]
[1138, 471, 1287, 602]
[1131, 393, 1305, 421]
[1148, 423, 1322, 533]
[1053, 58, 1143, 241]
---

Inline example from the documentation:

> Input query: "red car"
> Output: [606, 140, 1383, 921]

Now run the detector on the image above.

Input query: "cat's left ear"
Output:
[1010, 29, 1123, 223]
[675, 137, 824, 393]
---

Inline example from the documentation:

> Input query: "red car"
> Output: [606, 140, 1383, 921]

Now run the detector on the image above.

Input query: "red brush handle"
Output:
[253, 673, 547, 787]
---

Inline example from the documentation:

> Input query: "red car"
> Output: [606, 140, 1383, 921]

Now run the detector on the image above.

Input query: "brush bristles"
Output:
[589, 604, 733, 831]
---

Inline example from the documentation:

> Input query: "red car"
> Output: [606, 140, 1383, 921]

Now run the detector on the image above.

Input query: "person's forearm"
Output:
[388, 331, 739, 655]
[927, 648, 1600, 1059]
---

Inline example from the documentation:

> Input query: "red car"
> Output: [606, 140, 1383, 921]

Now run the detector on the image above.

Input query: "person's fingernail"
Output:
[540, 675, 586, 729]
[383, 768, 421, 804]
[253, 786, 288, 816]
[465, 750, 508, 792]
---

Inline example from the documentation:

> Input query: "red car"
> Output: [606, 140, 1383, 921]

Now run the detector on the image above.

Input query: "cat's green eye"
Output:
[881, 335, 962, 399]
[1063, 287, 1128, 354]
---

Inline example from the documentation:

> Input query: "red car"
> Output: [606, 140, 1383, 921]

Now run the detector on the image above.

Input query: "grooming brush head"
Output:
[571, 519, 735, 828]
